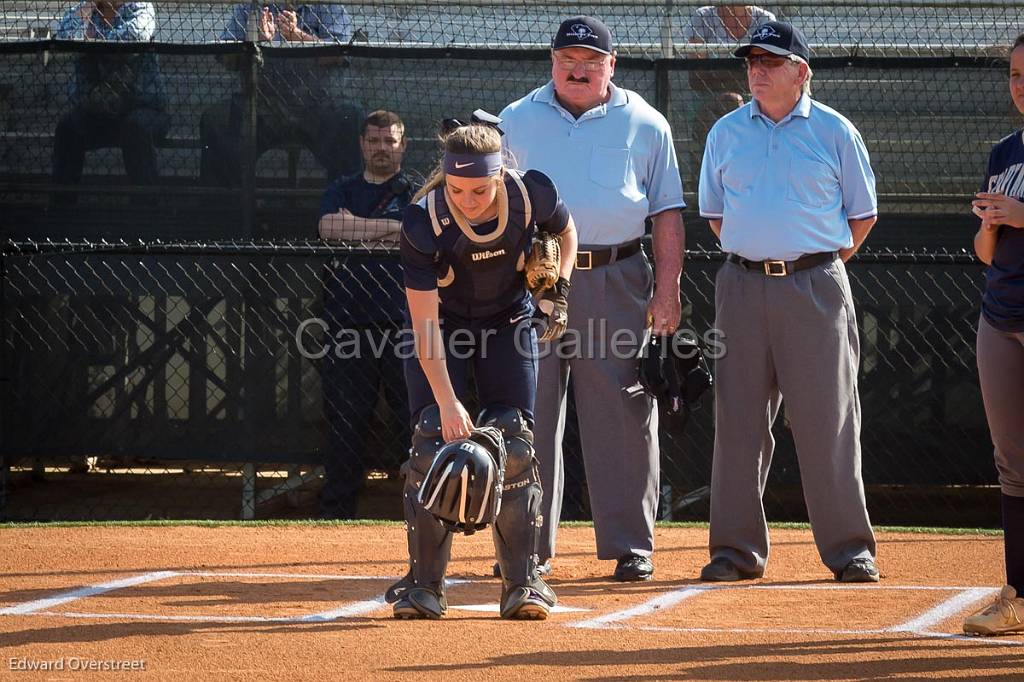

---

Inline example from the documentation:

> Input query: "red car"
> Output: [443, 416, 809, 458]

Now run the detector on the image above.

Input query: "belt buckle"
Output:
[763, 260, 787, 277]
[576, 251, 593, 270]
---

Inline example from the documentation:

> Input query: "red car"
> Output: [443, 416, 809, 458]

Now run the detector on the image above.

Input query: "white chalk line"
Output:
[612, 624, 1024, 646]
[0, 571, 566, 624]
[27, 610, 325, 624]
[302, 596, 389, 621]
[23, 599, 592, 623]
[1, 575, 1013, 639]
[888, 587, 998, 632]
[181, 572, 398, 581]
[570, 585, 713, 629]
[566, 583, 1022, 644]
[0, 571, 180, 615]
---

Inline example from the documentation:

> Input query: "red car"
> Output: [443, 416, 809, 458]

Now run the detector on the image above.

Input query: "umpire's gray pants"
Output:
[710, 257, 876, 575]
[977, 315, 1024, 497]
[534, 250, 659, 562]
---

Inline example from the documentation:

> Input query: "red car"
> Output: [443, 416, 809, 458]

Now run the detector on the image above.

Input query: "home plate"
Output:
[450, 603, 590, 613]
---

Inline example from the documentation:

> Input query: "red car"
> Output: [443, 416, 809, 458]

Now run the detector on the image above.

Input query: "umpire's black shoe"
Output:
[613, 554, 654, 582]
[699, 557, 762, 582]
[835, 558, 880, 583]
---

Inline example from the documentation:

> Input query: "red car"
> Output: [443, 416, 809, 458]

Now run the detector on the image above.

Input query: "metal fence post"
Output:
[655, 1, 674, 119]
[0, 248, 8, 521]
[240, 0, 262, 237]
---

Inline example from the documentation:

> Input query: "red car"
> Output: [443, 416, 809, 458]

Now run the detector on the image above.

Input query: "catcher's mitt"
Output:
[525, 232, 560, 294]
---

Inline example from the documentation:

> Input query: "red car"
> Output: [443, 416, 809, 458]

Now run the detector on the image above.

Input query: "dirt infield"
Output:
[1, 524, 1021, 680]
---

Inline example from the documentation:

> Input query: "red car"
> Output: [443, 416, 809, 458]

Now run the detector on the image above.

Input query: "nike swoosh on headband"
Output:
[454, 161, 474, 169]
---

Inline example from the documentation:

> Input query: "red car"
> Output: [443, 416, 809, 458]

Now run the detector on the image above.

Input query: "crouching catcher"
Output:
[384, 113, 578, 619]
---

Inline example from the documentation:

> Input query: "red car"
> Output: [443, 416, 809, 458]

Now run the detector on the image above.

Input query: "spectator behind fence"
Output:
[500, 16, 687, 583]
[697, 21, 879, 584]
[200, 3, 364, 188]
[316, 110, 414, 519]
[52, 2, 169, 205]
[684, 5, 775, 160]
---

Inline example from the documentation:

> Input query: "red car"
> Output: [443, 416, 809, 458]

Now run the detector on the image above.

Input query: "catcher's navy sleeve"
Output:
[400, 203, 439, 291]
[523, 170, 570, 235]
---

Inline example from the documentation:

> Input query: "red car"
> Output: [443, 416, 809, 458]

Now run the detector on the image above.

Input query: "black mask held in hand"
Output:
[639, 332, 713, 429]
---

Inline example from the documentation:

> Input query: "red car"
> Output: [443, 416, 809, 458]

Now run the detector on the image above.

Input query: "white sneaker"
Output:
[963, 585, 1024, 636]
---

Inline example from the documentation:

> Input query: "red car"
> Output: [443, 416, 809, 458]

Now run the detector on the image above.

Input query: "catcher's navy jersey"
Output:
[400, 169, 569, 328]
[982, 129, 1024, 332]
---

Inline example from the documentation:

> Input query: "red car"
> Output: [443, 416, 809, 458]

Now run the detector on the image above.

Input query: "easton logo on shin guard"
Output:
[419, 428, 506, 534]
[504, 478, 533, 491]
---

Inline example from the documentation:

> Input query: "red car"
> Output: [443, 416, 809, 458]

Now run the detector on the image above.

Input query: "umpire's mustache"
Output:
[567, 75, 590, 84]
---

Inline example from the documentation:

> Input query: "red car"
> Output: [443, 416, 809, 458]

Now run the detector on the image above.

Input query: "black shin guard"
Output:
[479, 407, 554, 609]
[493, 467, 543, 587]
[404, 477, 453, 593]
[387, 406, 452, 607]
[1003, 493, 1024, 593]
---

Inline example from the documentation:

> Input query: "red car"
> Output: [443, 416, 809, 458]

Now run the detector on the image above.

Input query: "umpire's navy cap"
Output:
[552, 16, 613, 55]
[734, 21, 810, 62]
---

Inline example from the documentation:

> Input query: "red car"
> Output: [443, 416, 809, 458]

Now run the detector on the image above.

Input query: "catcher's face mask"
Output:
[419, 429, 506, 535]
[639, 332, 713, 427]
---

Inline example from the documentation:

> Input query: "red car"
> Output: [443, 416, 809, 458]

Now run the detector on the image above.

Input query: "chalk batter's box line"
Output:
[568, 583, 1023, 645]
[0, 571, 596, 622]
[0, 571, 588, 623]
[0, 571, 454, 622]
[1, 573, 1018, 641]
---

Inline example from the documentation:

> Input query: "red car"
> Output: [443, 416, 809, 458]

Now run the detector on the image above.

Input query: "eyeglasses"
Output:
[744, 54, 800, 70]
[553, 57, 609, 72]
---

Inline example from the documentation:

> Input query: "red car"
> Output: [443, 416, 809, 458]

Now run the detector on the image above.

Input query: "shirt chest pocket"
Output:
[590, 146, 630, 189]
[786, 154, 838, 208]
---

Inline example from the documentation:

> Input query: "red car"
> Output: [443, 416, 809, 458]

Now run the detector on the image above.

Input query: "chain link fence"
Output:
[0, 2, 1011, 523]
[0, 240, 996, 525]
[0, 1, 1020, 240]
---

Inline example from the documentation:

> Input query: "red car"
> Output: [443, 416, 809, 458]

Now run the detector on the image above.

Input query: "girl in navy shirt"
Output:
[965, 33, 1024, 636]
[387, 118, 578, 620]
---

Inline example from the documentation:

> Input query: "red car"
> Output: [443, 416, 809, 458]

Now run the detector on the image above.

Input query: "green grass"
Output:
[0, 519, 1002, 535]
[0, 519, 405, 529]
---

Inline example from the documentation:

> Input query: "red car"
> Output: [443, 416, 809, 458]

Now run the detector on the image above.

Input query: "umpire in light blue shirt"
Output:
[697, 21, 880, 584]
[500, 16, 686, 582]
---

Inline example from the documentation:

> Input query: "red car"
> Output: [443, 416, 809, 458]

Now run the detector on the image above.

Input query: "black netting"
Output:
[3, 2, 1020, 53]
[0, 241, 997, 525]
[1, 1, 1020, 238]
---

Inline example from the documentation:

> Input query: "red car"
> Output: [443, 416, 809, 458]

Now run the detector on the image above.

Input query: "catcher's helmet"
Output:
[639, 332, 713, 425]
[419, 427, 506, 535]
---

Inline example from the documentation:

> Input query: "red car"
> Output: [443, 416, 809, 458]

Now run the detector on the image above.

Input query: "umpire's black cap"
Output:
[552, 16, 613, 55]
[734, 21, 811, 62]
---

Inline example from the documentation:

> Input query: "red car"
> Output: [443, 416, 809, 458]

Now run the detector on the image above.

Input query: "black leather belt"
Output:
[576, 239, 643, 270]
[726, 251, 837, 276]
